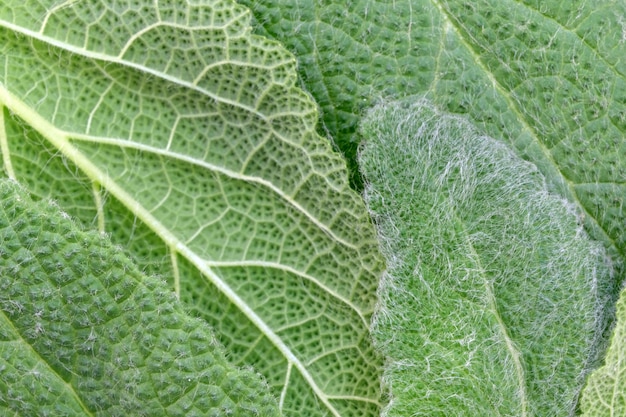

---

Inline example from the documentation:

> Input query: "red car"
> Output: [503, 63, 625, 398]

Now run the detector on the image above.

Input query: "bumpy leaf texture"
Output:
[580, 286, 626, 417]
[359, 99, 612, 416]
[240, 0, 626, 288]
[0, 179, 279, 416]
[0, 1, 384, 416]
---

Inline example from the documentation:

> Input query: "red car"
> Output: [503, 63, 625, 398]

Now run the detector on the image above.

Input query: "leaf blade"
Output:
[359, 99, 612, 416]
[0, 1, 384, 415]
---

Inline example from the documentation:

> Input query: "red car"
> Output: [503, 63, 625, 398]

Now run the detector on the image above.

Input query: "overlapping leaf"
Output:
[0, 179, 279, 416]
[0, 1, 384, 416]
[239, 0, 626, 286]
[360, 99, 611, 416]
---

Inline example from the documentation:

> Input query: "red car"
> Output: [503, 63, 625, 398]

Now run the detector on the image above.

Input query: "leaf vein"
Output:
[66, 134, 359, 251]
[205, 259, 370, 327]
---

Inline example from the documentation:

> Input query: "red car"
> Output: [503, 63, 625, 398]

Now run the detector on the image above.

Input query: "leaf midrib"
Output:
[0, 83, 359, 417]
[451, 205, 528, 416]
[429, 0, 623, 259]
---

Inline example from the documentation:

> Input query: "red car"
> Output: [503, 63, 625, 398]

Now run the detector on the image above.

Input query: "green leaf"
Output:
[0, 1, 384, 416]
[580, 286, 626, 417]
[0, 179, 279, 416]
[359, 99, 612, 416]
[239, 0, 626, 285]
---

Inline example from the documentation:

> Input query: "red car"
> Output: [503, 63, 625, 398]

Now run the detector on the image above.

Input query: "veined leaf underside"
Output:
[0, 1, 384, 416]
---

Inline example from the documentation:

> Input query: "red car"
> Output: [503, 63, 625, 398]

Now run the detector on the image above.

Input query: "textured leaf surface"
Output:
[0, 179, 278, 416]
[240, 0, 626, 280]
[581, 286, 626, 417]
[0, 1, 384, 416]
[359, 100, 612, 416]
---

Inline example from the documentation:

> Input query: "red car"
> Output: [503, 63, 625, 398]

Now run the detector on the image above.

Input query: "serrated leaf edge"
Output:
[0, 78, 376, 416]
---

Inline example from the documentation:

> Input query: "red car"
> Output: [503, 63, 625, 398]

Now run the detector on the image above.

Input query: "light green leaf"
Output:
[359, 99, 612, 416]
[580, 286, 626, 417]
[0, 1, 384, 416]
[0, 179, 279, 416]
[239, 0, 626, 286]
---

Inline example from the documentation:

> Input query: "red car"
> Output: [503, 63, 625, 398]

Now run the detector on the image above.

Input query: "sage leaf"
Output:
[0, 1, 384, 416]
[0, 179, 279, 416]
[359, 99, 612, 416]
